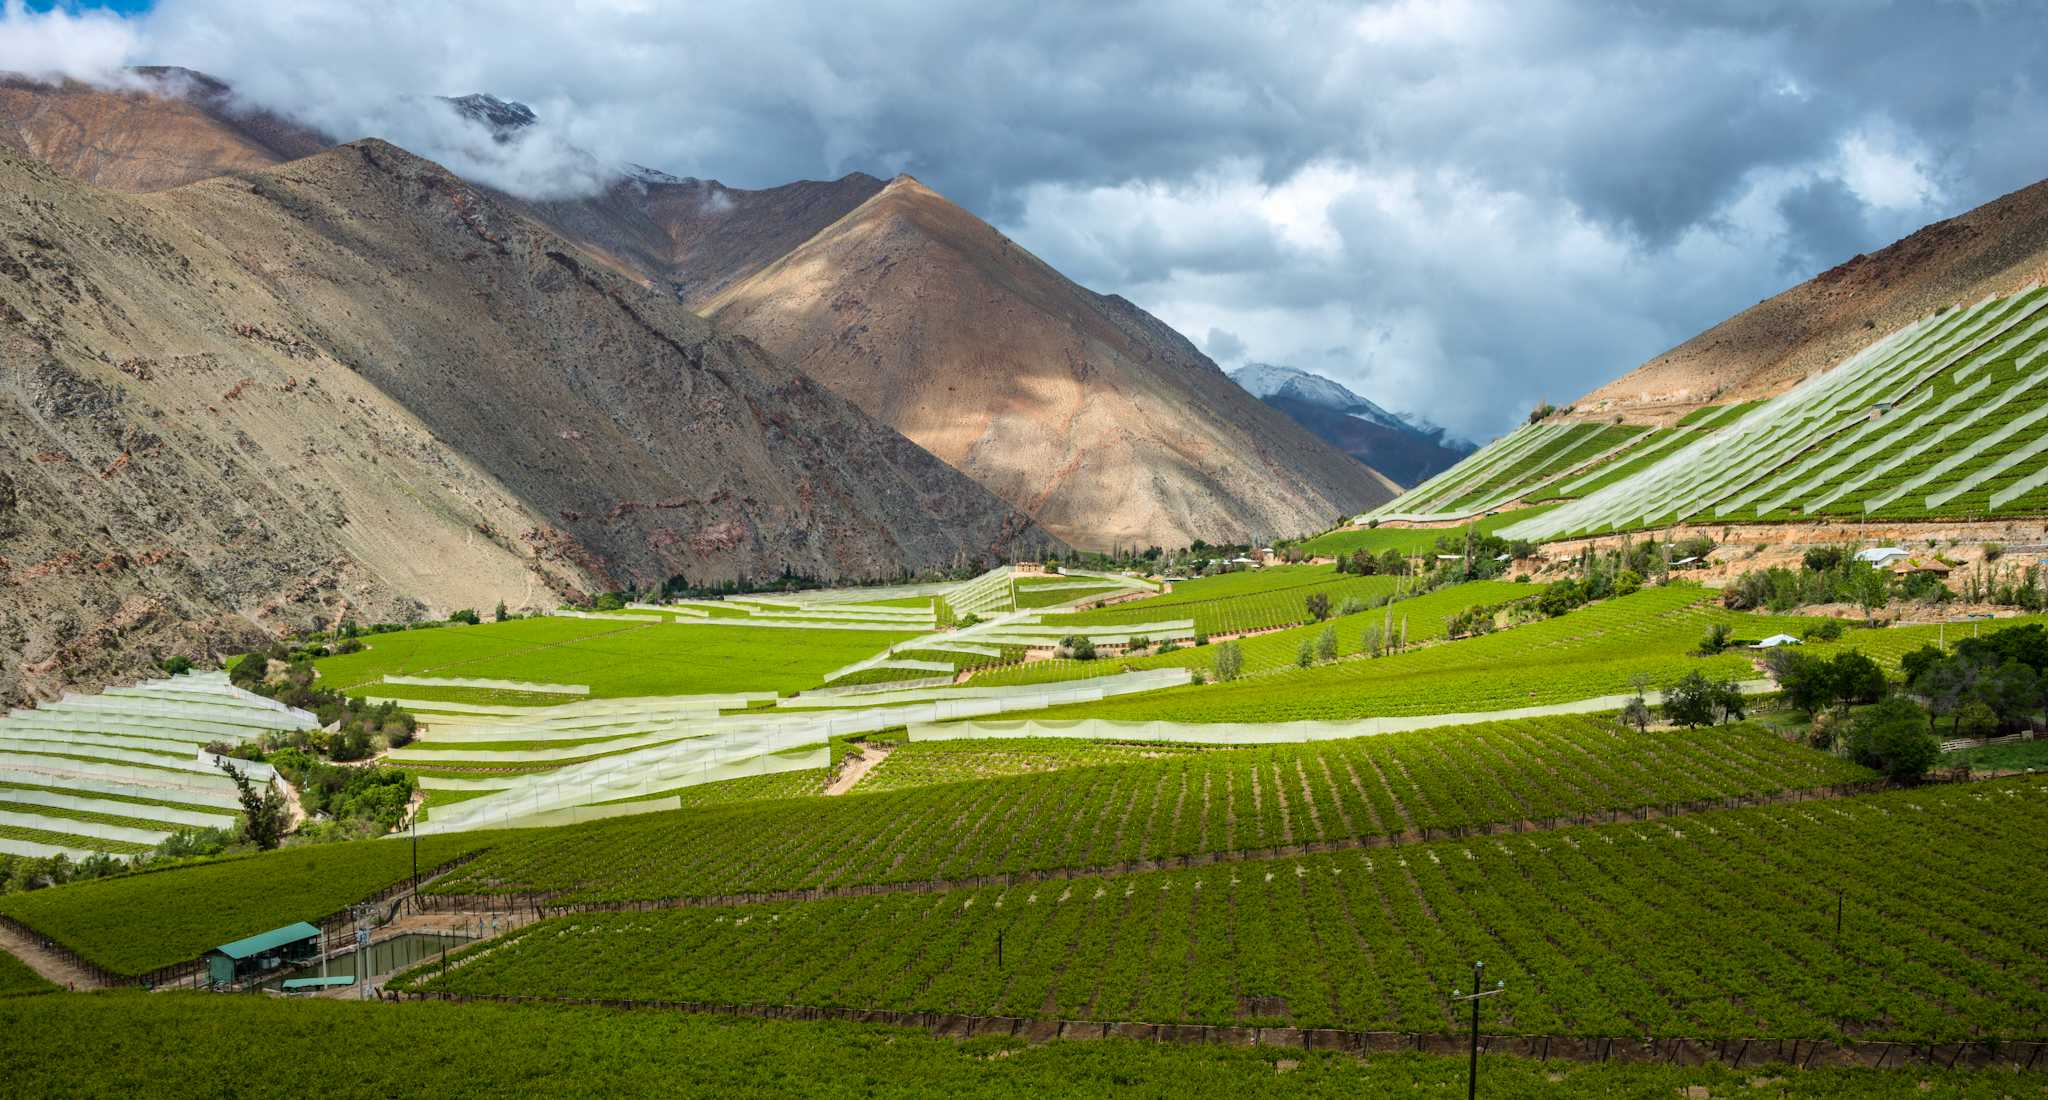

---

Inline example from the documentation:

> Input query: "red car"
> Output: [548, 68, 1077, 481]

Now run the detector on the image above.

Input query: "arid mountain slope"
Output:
[527, 172, 887, 305]
[0, 72, 879, 306]
[0, 69, 327, 192]
[0, 143, 1048, 702]
[1577, 178, 2048, 421]
[708, 177, 1395, 548]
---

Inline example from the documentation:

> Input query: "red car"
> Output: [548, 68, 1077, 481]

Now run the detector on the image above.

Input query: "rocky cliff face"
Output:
[0, 143, 1051, 702]
[706, 177, 1396, 549]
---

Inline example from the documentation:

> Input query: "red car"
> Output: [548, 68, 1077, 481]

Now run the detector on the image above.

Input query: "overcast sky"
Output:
[7, 0, 2047, 442]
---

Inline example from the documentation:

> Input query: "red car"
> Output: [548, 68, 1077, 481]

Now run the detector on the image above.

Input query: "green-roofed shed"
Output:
[205, 921, 321, 986]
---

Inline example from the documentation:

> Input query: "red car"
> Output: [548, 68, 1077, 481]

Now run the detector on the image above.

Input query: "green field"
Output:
[313, 617, 916, 700]
[857, 739, 1210, 794]
[1034, 566, 1402, 637]
[1295, 507, 1556, 558]
[0, 834, 498, 976]
[0, 995, 2020, 1100]
[1023, 585, 1789, 724]
[404, 780, 2042, 1043]
[429, 716, 1870, 904]
[969, 580, 1540, 687]
[0, 949, 52, 997]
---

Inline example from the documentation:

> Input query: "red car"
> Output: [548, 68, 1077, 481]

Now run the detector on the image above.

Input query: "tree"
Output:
[1619, 694, 1652, 733]
[1850, 563, 1889, 624]
[1058, 635, 1097, 661]
[1954, 700, 1999, 739]
[1697, 622, 1733, 655]
[1614, 569, 1642, 598]
[1316, 625, 1338, 663]
[218, 760, 289, 850]
[1305, 592, 1331, 622]
[1662, 671, 1718, 728]
[1765, 649, 1831, 717]
[1826, 651, 1886, 716]
[493, 600, 509, 622]
[1710, 678, 1748, 725]
[449, 608, 481, 625]
[1297, 637, 1316, 669]
[1213, 641, 1243, 682]
[1843, 696, 1940, 782]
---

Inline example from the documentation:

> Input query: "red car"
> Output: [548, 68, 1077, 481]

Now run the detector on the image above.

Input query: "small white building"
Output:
[1854, 547, 1910, 567]
[1750, 634, 1803, 649]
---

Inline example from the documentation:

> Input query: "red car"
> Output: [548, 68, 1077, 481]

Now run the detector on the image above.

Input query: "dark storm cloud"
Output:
[4, 0, 2043, 438]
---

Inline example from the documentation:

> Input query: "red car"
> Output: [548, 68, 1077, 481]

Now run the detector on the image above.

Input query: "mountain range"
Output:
[0, 68, 1400, 697]
[1228, 363, 1474, 488]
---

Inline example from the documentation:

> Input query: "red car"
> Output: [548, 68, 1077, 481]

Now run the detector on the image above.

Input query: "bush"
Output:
[159, 655, 194, 676]
[1803, 618, 1844, 641]
[1305, 593, 1331, 622]
[1057, 635, 1097, 661]
[1614, 569, 1642, 598]
[1844, 696, 1940, 782]
[493, 600, 509, 622]
[1337, 596, 1366, 616]
[1802, 546, 1845, 573]
[1297, 637, 1315, 669]
[1697, 623, 1733, 655]
[1316, 625, 1338, 663]
[449, 608, 481, 626]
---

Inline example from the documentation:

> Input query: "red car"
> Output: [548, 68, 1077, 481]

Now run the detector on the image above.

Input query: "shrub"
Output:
[1697, 623, 1733, 655]
[159, 655, 194, 676]
[1337, 596, 1366, 616]
[1316, 625, 1338, 662]
[1305, 593, 1331, 622]
[1297, 637, 1315, 669]
[1802, 546, 1845, 573]
[1802, 618, 1844, 641]
[1057, 635, 1097, 661]
[449, 608, 481, 626]
[493, 600, 509, 622]
[1614, 569, 1642, 598]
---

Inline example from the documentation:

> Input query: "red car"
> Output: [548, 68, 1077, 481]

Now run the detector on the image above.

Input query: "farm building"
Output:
[1855, 547, 1910, 566]
[204, 921, 321, 986]
[1892, 558, 1952, 577]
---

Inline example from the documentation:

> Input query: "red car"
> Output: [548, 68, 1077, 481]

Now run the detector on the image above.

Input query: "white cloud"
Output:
[0, 0, 141, 81]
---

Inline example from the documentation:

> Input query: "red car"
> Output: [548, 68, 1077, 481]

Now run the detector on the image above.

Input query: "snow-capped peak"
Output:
[1228, 363, 1407, 431]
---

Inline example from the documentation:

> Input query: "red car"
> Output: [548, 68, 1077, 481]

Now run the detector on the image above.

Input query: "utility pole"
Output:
[1450, 961, 1506, 1100]
[411, 812, 419, 896]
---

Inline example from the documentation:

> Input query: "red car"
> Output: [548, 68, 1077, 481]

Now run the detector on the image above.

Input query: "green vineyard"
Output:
[428, 716, 1872, 904]
[401, 780, 2046, 1043]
